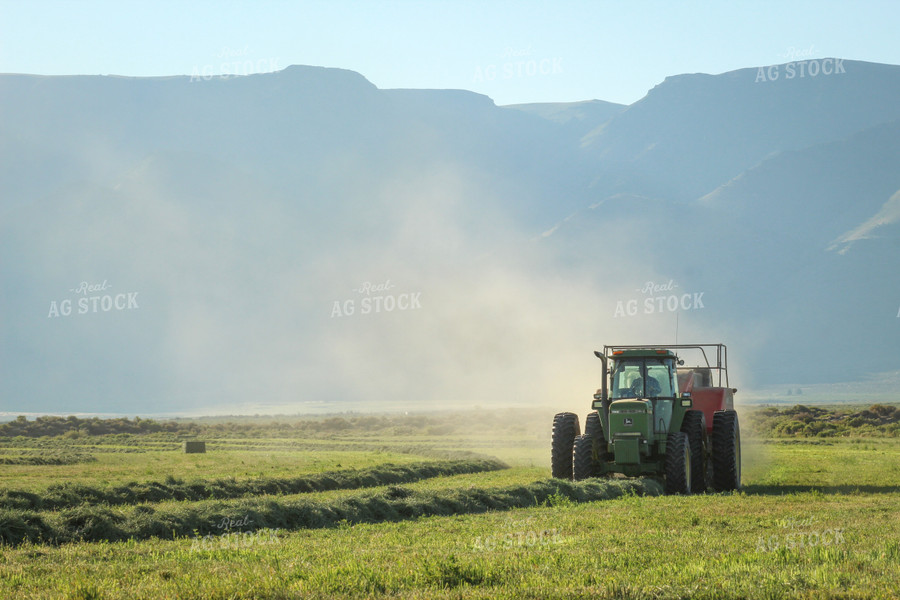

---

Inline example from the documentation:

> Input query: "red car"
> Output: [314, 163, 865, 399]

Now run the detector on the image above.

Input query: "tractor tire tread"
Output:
[584, 412, 601, 439]
[665, 431, 691, 495]
[712, 410, 741, 491]
[551, 412, 580, 480]
[573, 433, 595, 480]
[681, 410, 707, 494]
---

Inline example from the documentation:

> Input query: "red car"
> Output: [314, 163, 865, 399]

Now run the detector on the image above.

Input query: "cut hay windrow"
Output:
[0, 477, 663, 546]
[0, 453, 96, 466]
[0, 458, 507, 512]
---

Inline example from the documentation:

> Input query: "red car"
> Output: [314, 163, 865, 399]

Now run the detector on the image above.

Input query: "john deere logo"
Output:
[624, 418, 633, 426]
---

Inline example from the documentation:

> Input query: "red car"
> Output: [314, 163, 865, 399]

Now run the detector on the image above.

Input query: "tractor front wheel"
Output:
[712, 410, 741, 491]
[551, 412, 580, 480]
[665, 432, 692, 495]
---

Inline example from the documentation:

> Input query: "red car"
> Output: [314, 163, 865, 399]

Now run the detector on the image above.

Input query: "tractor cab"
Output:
[599, 349, 681, 475]
[609, 350, 678, 400]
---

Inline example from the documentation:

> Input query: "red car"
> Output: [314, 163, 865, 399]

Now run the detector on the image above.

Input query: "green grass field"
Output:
[1, 407, 898, 599]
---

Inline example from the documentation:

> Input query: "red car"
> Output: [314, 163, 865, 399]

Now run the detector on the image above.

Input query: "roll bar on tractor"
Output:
[592, 344, 730, 408]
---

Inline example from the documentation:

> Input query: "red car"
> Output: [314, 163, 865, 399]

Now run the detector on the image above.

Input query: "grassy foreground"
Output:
[0, 408, 898, 599]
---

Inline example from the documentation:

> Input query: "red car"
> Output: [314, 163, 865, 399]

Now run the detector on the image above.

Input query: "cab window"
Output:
[611, 358, 675, 398]
[611, 360, 643, 399]
[646, 361, 674, 397]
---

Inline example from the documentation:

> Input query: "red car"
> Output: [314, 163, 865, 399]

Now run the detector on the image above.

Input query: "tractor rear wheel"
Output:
[680, 410, 707, 493]
[551, 412, 580, 480]
[573, 434, 595, 480]
[712, 410, 741, 491]
[665, 432, 692, 495]
[584, 411, 601, 438]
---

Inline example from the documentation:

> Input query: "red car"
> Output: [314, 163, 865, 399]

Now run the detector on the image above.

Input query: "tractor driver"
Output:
[630, 376, 662, 397]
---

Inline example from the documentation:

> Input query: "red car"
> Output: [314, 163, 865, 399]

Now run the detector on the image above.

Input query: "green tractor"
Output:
[551, 344, 741, 494]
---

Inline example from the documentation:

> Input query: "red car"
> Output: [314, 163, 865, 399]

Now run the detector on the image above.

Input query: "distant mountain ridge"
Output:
[1, 59, 898, 414]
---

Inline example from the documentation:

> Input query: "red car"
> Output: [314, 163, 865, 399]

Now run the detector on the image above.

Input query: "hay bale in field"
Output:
[183, 441, 206, 454]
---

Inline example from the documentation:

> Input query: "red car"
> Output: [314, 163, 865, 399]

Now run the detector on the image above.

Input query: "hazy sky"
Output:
[1, 0, 898, 105]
